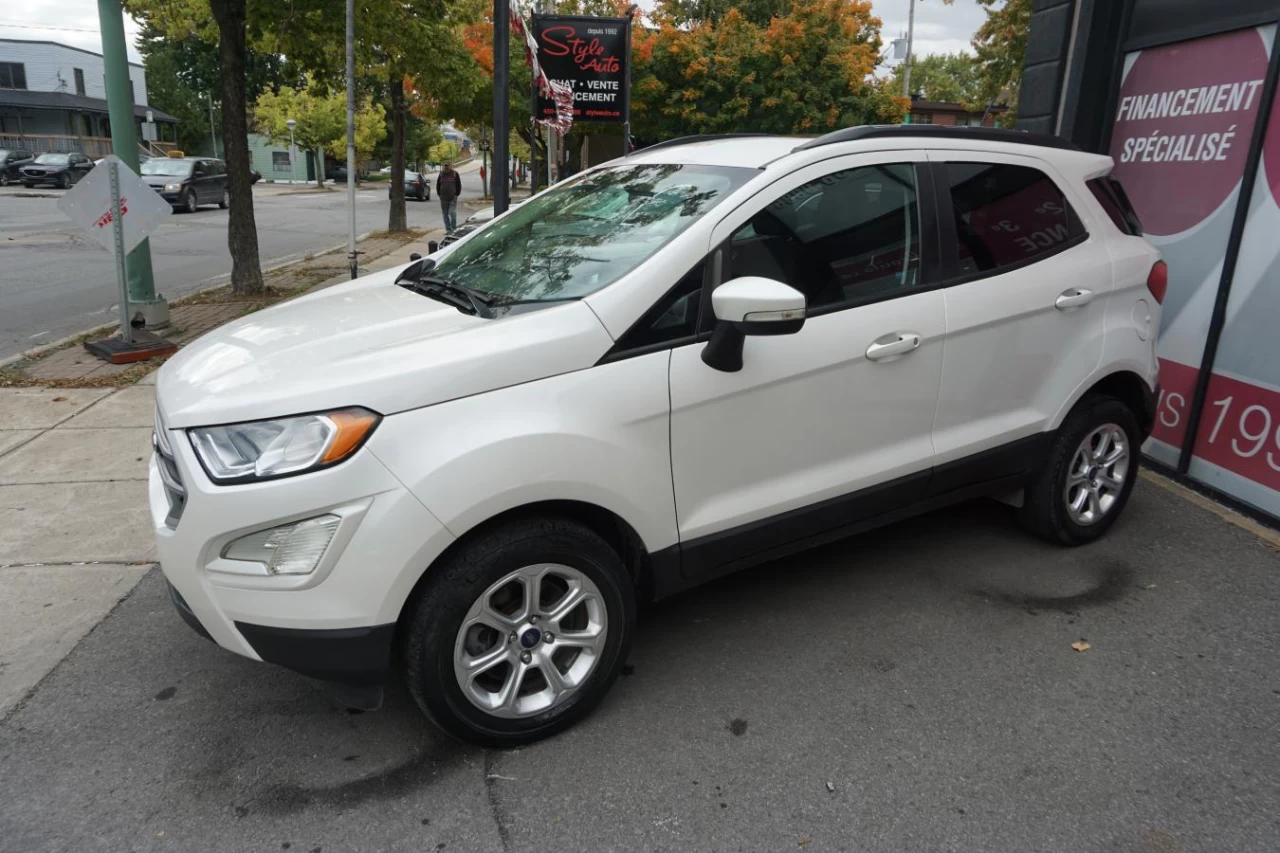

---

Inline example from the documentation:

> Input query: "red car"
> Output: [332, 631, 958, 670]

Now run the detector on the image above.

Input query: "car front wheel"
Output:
[0, 173, 9, 187]
[402, 516, 635, 746]
[1018, 395, 1141, 545]
[219, 188, 228, 209]
[183, 189, 198, 214]
[59, 173, 70, 189]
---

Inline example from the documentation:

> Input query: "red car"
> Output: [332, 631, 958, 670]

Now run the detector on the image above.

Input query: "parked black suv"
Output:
[20, 152, 93, 188]
[0, 149, 35, 186]
[140, 157, 228, 212]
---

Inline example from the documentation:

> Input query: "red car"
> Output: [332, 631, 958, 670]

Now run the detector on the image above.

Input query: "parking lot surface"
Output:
[1, 479, 1278, 853]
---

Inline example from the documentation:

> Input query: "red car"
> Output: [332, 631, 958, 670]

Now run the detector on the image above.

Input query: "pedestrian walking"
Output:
[437, 162, 462, 231]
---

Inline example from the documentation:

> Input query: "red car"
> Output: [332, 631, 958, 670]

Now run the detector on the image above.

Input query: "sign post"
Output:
[58, 155, 178, 363]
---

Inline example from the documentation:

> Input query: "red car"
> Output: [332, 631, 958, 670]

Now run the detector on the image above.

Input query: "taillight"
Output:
[1147, 260, 1167, 304]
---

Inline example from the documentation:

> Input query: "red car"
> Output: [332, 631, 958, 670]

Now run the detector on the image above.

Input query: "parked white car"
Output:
[151, 127, 1163, 745]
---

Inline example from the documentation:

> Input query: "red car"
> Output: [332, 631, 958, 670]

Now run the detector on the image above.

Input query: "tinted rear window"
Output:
[1088, 177, 1143, 236]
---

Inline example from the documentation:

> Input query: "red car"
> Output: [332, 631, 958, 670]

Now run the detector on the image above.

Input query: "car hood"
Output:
[156, 263, 615, 428]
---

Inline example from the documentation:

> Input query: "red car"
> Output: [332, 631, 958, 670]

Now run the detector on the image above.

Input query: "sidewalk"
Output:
[0, 228, 436, 716]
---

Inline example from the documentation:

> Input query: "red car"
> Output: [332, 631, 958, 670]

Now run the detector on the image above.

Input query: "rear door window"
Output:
[940, 162, 1086, 278]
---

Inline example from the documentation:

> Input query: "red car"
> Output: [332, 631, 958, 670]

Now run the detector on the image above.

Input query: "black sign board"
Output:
[532, 15, 630, 124]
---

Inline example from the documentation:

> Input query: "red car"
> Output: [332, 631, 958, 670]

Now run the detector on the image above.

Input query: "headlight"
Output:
[188, 407, 380, 484]
[164, 182, 182, 192]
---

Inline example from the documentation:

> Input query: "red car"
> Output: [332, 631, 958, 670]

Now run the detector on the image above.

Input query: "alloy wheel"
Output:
[1063, 423, 1130, 526]
[453, 563, 607, 719]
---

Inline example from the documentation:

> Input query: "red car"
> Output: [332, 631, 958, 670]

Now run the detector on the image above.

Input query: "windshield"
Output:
[429, 163, 754, 302]
[34, 153, 70, 165]
[141, 159, 194, 177]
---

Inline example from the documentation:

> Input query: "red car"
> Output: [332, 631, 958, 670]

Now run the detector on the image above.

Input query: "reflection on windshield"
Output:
[429, 163, 754, 303]
[35, 153, 70, 165]
[141, 159, 194, 177]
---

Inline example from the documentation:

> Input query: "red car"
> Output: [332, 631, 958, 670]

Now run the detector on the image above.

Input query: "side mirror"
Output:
[409, 252, 422, 261]
[701, 277, 806, 373]
[427, 240, 440, 254]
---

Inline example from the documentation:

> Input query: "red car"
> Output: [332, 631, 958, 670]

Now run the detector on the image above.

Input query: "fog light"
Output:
[222, 515, 341, 575]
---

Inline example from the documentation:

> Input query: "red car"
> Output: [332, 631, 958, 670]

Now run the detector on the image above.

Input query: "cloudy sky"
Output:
[0, 0, 986, 68]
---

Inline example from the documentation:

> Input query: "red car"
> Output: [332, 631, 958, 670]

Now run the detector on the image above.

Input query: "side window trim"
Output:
[929, 158, 1090, 288]
[598, 257, 716, 363]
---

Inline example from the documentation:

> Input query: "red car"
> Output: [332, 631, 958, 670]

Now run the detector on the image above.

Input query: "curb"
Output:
[0, 230, 384, 371]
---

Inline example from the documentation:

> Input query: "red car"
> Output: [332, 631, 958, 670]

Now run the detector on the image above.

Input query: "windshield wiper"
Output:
[400, 274, 494, 318]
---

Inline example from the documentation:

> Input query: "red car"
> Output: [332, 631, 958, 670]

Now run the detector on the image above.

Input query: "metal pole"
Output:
[493, 0, 510, 215]
[530, 1, 540, 192]
[288, 126, 297, 185]
[547, 125, 553, 186]
[97, 0, 161, 320]
[623, 7, 634, 155]
[208, 92, 218, 158]
[346, 0, 358, 279]
[108, 160, 131, 345]
[901, 0, 915, 98]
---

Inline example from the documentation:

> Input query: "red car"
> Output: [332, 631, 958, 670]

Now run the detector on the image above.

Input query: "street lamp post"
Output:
[286, 118, 298, 185]
[208, 92, 218, 158]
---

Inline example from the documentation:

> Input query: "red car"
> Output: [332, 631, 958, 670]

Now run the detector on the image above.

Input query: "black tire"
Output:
[402, 516, 635, 747]
[218, 188, 228, 209]
[59, 173, 70, 189]
[0, 173, 9, 187]
[21, 182, 33, 189]
[183, 189, 198, 214]
[1018, 395, 1141, 546]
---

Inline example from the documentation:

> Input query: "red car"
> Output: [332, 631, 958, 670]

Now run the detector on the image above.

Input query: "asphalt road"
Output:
[2, 479, 1278, 852]
[0, 173, 483, 361]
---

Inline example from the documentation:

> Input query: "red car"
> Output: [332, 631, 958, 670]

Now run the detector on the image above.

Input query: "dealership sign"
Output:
[532, 15, 629, 124]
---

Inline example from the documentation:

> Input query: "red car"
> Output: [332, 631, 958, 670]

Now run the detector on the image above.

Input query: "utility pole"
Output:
[97, 0, 166, 327]
[208, 92, 218, 158]
[530, 0, 540, 193]
[623, 4, 637, 154]
[345, 0, 358, 279]
[492, 0, 510, 215]
[901, 0, 916, 98]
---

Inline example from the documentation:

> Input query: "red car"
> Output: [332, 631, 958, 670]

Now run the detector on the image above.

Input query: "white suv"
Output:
[151, 126, 1164, 745]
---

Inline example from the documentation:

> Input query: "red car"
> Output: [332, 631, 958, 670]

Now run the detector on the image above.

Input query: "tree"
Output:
[631, 0, 903, 140]
[944, 0, 1030, 125]
[253, 81, 344, 186]
[891, 52, 984, 106]
[430, 139, 461, 163]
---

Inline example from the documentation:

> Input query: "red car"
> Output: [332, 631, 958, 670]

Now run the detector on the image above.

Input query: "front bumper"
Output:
[150, 420, 456, 685]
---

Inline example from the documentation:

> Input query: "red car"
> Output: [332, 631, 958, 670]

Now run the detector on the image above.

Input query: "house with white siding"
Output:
[0, 38, 177, 158]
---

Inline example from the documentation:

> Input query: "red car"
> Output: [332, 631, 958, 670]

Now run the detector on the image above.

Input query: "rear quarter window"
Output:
[1087, 177, 1143, 236]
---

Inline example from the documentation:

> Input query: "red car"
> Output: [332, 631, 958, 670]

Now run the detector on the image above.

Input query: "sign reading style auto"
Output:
[532, 15, 629, 124]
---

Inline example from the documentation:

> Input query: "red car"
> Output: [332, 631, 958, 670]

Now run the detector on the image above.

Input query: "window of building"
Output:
[726, 163, 922, 311]
[955, 115, 985, 127]
[911, 113, 934, 125]
[74, 68, 86, 96]
[272, 151, 291, 171]
[0, 63, 27, 90]
[942, 162, 1086, 276]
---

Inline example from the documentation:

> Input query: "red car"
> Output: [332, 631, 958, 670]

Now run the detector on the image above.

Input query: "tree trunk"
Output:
[387, 72, 407, 233]
[209, 0, 264, 296]
[315, 146, 325, 188]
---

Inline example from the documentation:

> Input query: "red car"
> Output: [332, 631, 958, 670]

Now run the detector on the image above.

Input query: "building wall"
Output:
[0, 39, 147, 106]
[247, 133, 314, 182]
[1019, 0, 1280, 523]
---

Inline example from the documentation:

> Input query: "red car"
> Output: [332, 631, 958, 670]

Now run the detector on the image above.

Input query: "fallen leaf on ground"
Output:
[825, 781, 835, 792]
[1072, 641, 1092, 652]
[52, 396, 68, 402]
[797, 839, 812, 847]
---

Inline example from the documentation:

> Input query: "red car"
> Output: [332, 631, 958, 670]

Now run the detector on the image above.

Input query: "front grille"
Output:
[154, 405, 186, 527]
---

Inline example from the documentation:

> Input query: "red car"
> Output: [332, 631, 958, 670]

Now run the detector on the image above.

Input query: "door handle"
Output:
[866, 332, 921, 361]
[1055, 288, 1095, 310]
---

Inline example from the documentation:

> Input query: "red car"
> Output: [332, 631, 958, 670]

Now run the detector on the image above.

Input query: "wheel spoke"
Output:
[1070, 487, 1089, 514]
[546, 584, 589, 626]
[498, 664, 528, 714]
[1102, 445, 1126, 466]
[1092, 430, 1112, 462]
[539, 656, 569, 698]
[556, 624, 605, 652]
[461, 641, 511, 674]
[1086, 488, 1102, 519]
[1098, 471, 1124, 492]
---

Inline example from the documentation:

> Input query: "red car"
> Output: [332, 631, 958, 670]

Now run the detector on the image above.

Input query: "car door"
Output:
[926, 153, 1109, 477]
[190, 160, 210, 202]
[668, 152, 946, 578]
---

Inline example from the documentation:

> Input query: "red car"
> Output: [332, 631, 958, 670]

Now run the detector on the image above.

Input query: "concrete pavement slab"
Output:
[0, 429, 40, 457]
[137, 371, 158, 385]
[0, 563, 148, 715]
[0, 481, 155, 565]
[60, 386, 155, 429]
[0, 427, 151, 485]
[0, 388, 112, 430]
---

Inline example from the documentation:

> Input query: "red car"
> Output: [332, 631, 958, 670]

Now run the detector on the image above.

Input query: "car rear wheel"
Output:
[1018, 395, 1140, 545]
[0, 173, 9, 187]
[219, 188, 228, 209]
[402, 516, 634, 746]
[183, 189, 198, 214]
[58, 173, 70, 189]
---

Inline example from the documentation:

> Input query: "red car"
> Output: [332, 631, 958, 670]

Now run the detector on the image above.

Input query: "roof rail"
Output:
[640, 133, 777, 153]
[792, 124, 1082, 153]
